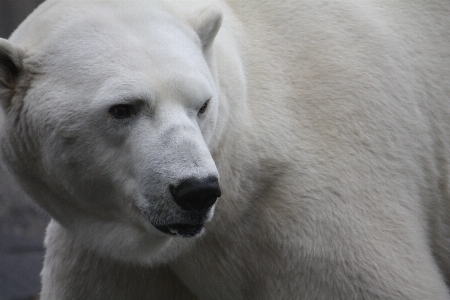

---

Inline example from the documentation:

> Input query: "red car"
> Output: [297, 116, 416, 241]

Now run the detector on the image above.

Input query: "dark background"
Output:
[0, 0, 44, 38]
[1, 1, 48, 299]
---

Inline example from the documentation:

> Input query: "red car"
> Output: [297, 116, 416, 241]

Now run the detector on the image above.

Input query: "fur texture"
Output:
[0, 0, 449, 299]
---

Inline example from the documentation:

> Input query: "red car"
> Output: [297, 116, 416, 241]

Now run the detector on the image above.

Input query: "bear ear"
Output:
[0, 38, 25, 110]
[191, 7, 222, 51]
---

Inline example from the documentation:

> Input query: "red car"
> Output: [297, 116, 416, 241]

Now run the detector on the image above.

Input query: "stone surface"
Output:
[0, 167, 49, 300]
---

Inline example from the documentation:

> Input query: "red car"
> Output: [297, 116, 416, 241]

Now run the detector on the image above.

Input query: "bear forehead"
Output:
[29, 2, 201, 70]
[12, 0, 200, 48]
[22, 1, 214, 106]
[39, 19, 206, 81]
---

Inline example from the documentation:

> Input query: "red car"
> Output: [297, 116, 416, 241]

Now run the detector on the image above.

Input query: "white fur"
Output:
[0, 0, 449, 299]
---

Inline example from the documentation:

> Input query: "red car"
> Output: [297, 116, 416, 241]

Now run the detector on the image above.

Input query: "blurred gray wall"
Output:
[1, 2, 47, 299]
[0, 0, 44, 38]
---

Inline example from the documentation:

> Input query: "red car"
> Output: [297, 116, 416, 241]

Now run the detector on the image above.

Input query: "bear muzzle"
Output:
[150, 176, 221, 238]
[170, 176, 221, 211]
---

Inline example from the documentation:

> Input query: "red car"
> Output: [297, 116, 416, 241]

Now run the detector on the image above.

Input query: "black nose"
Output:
[170, 176, 221, 211]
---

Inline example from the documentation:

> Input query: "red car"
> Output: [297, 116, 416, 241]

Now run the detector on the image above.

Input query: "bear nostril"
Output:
[171, 176, 221, 211]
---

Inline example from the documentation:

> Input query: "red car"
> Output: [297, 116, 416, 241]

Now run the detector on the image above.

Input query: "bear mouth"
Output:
[153, 223, 204, 238]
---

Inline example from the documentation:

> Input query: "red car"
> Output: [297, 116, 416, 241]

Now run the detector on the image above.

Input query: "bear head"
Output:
[0, 1, 223, 264]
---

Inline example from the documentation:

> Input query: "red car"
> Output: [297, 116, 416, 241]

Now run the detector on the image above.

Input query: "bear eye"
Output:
[198, 99, 210, 115]
[109, 104, 132, 119]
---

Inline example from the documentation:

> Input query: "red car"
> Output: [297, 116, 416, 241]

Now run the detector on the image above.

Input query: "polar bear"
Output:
[1, 0, 450, 299]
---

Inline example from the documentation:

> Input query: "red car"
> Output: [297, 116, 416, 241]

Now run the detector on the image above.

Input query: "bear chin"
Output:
[142, 203, 216, 238]
[153, 223, 205, 238]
